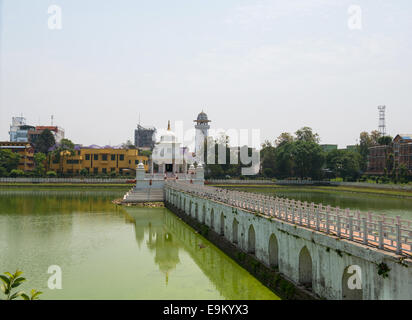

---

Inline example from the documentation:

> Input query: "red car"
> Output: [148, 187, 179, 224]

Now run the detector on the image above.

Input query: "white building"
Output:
[9, 117, 34, 142]
[194, 111, 211, 159]
[151, 121, 188, 175]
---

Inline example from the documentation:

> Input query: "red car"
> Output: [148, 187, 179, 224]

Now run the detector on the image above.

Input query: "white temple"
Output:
[151, 120, 188, 175]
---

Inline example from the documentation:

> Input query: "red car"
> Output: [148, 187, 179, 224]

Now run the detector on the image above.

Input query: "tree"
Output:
[122, 140, 135, 149]
[275, 132, 294, 147]
[377, 135, 393, 146]
[35, 129, 56, 154]
[358, 131, 379, 172]
[0, 149, 20, 173]
[291, 140, 324, 179]
[203, 135, 242, 179]
[139, 149, 152, 158]
[34, 152, 47, 176]
[274, 141, 295, 178]
[52, 139, 75, 174]
[326, 150, 361, 181]
[260, 142, 276, 177]
[398, 164, 409, 183]
[295, 127, 320, 144]
[9, 169, 24, 177]
[370, 130, 381, 145]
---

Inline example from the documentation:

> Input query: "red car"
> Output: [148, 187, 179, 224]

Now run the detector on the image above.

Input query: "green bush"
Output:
[46, 171, 57, 177]
[9, 169, 24, 177]
[0, 167, 9, 177]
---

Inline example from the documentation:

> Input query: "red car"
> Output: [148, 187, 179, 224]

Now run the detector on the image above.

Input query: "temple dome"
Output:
[159, 121, 177, 143]
[197, 111, 208, 121]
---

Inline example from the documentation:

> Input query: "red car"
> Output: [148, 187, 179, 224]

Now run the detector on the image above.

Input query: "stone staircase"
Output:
[122, 187, 164, 203]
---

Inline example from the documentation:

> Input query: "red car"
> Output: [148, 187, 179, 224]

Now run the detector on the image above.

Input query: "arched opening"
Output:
[232, 219, 239, 244]
[184, 198, 186, 213]
[220, 212, 225, 236]
[195, 203, 198, 219]
[268, 233, 279, 268]
[210, 209, 214, 230]
[202, 205, 206, 224]
[342, 266, 363, 300]
[299, 246, 312, 288]
[189, 201, 192, 216]
[248, 225, 256, 254]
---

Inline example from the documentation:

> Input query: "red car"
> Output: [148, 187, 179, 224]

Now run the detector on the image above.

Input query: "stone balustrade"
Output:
[165, 181, 412, 257]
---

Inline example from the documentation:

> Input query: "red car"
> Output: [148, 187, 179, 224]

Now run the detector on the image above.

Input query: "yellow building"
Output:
[48, 146, 149, 175]
[0, 141, 35, 171]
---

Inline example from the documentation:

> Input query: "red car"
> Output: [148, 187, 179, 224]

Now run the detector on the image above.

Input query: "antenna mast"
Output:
[377, 105, 386, 136]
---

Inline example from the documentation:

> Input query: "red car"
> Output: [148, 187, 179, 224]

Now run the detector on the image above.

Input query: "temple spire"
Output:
[167, 120, 171, 131]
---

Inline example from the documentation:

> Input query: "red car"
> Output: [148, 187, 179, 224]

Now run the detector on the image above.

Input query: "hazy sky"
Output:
[0, 0, 411, 148]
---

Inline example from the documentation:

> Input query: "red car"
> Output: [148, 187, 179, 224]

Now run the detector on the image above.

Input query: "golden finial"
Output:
[167, 120, 171, 131]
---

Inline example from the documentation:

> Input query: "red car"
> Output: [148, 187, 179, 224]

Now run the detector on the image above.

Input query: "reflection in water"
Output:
[126, 208, 279, 300]
[0, 188, 279, 300]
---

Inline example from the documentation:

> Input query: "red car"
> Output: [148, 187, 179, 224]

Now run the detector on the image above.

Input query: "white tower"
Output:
[194, 111, 211, 157]
[378, 105, 386, 136]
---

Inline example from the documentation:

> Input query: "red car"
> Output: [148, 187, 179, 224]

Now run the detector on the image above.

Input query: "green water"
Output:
[225, 186, 412, 220]
[0, 188, 279, 300]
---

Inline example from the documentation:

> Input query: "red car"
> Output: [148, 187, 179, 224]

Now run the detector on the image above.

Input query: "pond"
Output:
[0, 188, 279, 300]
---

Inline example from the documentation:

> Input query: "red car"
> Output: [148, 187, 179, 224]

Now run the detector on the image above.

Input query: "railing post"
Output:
[337, 214, 341, 238]
[284, 204, 288, 221]
[362, 217, 368, 244]
[326, 206, 330, 234]
[316, 207, 320, 231]
[378, 220, 384, 249]
[396, 223, 402, 255]
[299, 206, 302, 225]
[349, 215, 353, 240]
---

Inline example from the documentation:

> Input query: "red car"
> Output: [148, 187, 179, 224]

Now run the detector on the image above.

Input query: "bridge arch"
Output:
[202, 204, 206, 224]
[268, 233, 279, 268]
[189, 200, 192, 216]
[342, 265, 363, 300]
[195, 203, 199, 220]
[232, 218, 239, 244]
[210, 208, 215, 230]
[220, 212, 225, 236]
[248, 224, 256, 254]
[299, 246, 313, 288]
[183, 198, 186, 213]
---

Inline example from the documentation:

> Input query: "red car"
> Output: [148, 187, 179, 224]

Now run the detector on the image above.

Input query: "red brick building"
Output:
[367, 134, 412, 175]
[367, 145, 391, 175]
[393, 134, 412, 173]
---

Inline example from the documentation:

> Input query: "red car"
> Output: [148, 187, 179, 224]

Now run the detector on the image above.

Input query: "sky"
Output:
[0, 0, 411, 149]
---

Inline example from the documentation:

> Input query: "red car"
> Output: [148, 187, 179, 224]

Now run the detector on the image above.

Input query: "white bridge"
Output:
[164, 180, 412, 300]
